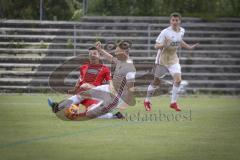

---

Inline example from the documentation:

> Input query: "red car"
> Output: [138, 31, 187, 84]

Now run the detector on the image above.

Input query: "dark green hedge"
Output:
[0, 0, 239, 20]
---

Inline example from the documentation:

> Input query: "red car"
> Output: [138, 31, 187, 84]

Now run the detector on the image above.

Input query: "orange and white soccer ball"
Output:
[64, 104, 80, 120]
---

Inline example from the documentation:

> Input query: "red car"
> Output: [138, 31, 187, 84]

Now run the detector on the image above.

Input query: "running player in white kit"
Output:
[144, 12, 199, 112]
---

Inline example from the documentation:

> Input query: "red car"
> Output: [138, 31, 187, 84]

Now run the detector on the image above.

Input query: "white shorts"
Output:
[154, 63, 181, 78]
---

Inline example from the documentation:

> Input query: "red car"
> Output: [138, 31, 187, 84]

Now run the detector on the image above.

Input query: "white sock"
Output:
[145, 84, 158, 102]
[97, 113, 114, 119]
[68, 95, 83, 104]
[171, 84, 180, 104]
[58, 95, 83, 110]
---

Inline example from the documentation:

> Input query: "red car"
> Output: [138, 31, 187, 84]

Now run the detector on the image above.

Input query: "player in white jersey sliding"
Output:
[51, 40, 136, 119]
[144, 12, 199, 112]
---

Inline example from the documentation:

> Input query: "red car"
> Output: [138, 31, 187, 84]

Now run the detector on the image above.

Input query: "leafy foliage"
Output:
[0, 0, 239, 20]
[0, 0, 83, 20]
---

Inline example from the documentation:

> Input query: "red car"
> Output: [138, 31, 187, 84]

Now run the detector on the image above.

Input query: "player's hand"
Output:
[164, 37, 172, 48]
[80, 83, 95, 90]
[190, 43, 199, 49]
[95, 41, 102, 50]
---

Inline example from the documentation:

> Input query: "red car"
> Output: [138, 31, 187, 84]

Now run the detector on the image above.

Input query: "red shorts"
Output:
[80, 99, 99, 108]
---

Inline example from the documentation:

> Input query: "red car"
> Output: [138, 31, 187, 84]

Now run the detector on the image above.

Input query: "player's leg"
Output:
[145, 77, 161, 101]
[85, 99, 105, 118]
[82, 98, 112, 119]
[97, 110, 125, 119]
[59, 95, 84, 110]
[79, 84, 111, 100]
[97, 113, 115, 119]
[168, 63, 182, 111]
[97, 105, 125, 119]
[48, 95, 84, 113]
[88, 100, 125, 119]
[47, 98, 59, 112]
[85, 84, 126, 119]
[79, 85, 115, 118]
[82, 84, 114, 118]
[80, 98, 123, 119]
[95, 91, 129, 119]
[105, 99, 128, 119]
[144, 65, 167, 111]
[50, 84, 111, 113]
[144, 77, 160, 111]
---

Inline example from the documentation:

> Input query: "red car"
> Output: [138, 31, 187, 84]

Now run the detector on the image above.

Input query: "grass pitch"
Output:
[0, 94, 239, 160]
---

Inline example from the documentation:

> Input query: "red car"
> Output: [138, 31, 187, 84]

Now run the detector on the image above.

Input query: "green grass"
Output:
[0, 94, 239, 160]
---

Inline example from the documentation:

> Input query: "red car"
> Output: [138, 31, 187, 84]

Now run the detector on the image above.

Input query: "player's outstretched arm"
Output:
[95, 41, 113, 62]
[155, 42, 165, 50]
[181, 40, 199, 50]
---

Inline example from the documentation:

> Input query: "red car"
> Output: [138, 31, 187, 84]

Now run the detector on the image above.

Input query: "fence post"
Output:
[147, 24, 151, 57]
[83, 0, 88, 16]
[73, 24, 76, 56]
[40, 0, 43, 21]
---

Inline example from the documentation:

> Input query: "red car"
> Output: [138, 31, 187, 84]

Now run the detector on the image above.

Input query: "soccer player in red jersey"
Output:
[68, 46, 111, 109]
[48, 46, 125, 119]
[49, 41, 135, 120]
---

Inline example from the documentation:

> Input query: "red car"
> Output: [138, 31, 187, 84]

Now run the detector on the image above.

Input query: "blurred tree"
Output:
[0, 0, 239, 20]
[0, 0, 83, 20]
[89, 0, 239, 19]
[0, 0, 39, 19]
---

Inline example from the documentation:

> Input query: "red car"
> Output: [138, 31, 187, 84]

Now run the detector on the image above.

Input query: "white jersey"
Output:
[112, 58, 136, 95]
[155, 26, 185, 66]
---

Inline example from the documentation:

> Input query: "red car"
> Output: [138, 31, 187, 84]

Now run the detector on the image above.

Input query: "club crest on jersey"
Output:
[87, 68, 100, 74]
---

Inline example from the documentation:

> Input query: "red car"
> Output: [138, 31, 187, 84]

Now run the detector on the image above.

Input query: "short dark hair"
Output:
[88, 46, 97, 50]
[170, 12, 182, 20]
[117, 40, 131, 50]
[117, 40, 131, 54]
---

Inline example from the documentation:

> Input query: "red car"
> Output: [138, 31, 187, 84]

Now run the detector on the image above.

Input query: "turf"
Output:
[0, 94, 239, 160]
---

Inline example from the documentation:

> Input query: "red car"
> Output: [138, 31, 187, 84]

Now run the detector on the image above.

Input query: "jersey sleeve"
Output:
[79, 66, 84, 78]
[78, 66, 85, 86]
[156, 30, 166, 44]
[112, 57, 119, 64]
[79, 65, 88, 81]
[80, 65, 87, 79]
[180, 27, 185, 37]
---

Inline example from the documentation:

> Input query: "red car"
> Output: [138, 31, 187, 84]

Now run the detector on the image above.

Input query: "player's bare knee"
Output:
[174, 78, 181, 86]
[152, 77, 160, 86]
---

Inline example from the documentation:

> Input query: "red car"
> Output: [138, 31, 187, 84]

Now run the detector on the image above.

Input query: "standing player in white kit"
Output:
[144, 12, 199, 112]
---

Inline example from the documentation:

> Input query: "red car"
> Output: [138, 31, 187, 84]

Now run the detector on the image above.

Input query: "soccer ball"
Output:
[64, 104, 80, 120]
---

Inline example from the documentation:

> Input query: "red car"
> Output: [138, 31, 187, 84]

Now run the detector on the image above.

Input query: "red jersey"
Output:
[79, 63, 111, 86]
[78, 63, 111, 108]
